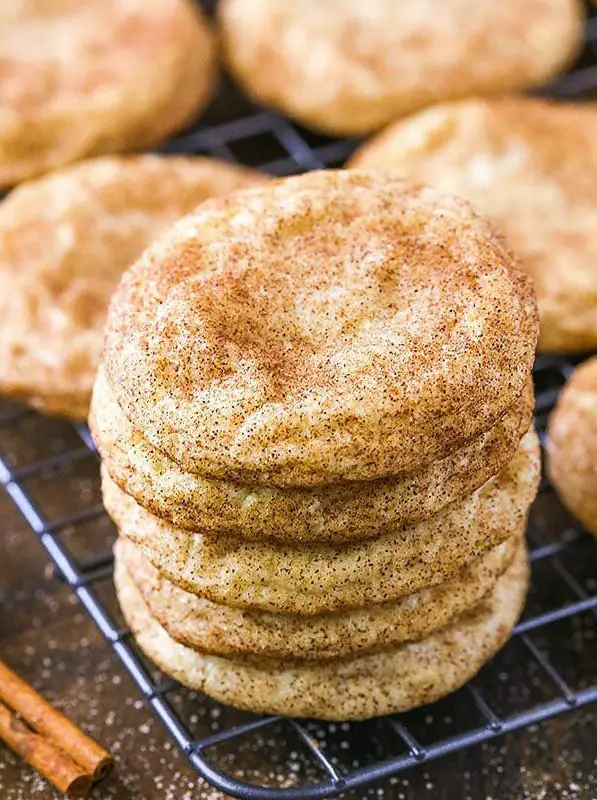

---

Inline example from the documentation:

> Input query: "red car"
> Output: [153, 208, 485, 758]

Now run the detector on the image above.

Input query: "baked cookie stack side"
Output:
[219, 0, 583, 136]
[92, 170, 540, 720]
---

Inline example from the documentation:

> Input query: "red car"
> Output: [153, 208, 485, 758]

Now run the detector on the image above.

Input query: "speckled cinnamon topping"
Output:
[104, 170, 538, 487]
[114, 533, 520, 662]
[91, 366, 534, 542]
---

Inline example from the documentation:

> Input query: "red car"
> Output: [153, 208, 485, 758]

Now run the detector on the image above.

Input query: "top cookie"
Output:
[351, 97, 597, 353]
[0, 0, 215, 187]
[104, 170, 538, 487]
[219, 0, 583, 136]
[0, 155, 264, 419]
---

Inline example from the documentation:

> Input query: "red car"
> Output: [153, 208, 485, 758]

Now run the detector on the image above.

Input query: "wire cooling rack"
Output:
[1, 4, 597, 799]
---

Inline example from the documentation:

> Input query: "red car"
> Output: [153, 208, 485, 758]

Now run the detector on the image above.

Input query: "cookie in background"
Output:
[352, 97, 597, 353]
[0, 156, 265, 419]
[0, 0, 216, 187]
[219, 0, 583, 136]
[548, 357, 597, 538]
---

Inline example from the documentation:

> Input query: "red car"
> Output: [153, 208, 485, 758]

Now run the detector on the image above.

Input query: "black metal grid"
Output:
[1, 4, 597, 798]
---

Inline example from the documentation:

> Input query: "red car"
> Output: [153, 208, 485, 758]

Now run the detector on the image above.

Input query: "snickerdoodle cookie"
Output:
[0, 156, 264, 418]
[548, 357, 597, 537]
[102, 430, 540, 614]
[115, 542, 529, 720]
[352, 97, 597, 352]
[0, 0, 215, 186]
[92, 366, 533, 542]
[114, 533, 520, 662]
[103, 171, 537, 487]
[219, 0, 582, 135]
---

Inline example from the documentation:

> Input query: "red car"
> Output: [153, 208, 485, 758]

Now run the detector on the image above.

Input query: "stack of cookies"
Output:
[91, 171, 541, 721]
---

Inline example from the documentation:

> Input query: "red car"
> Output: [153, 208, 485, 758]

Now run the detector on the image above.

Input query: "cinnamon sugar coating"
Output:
[92, 366, 533, 542]
[102, 431, 540, 614]
[104, 171, 538, 486]
[115, 533, 520, 662]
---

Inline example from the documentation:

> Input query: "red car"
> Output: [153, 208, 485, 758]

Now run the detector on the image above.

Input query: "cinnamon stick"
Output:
[0, 700, 91, 798]
[0, 659, 113, 782]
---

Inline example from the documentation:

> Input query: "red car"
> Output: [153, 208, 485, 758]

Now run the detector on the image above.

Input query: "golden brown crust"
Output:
[548, 356, 597, 537]
[0, 0, 216, 187]
[91, 366, 534, 541]
[102, 430, 540, 614]
[0, 155, 265, 419]
[115, 533, 520, 661]
[219, 0, 583, 136]
[115, 543, 529, 720]
[351, 96, 597, 353]
[104, 170, 538, 486]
